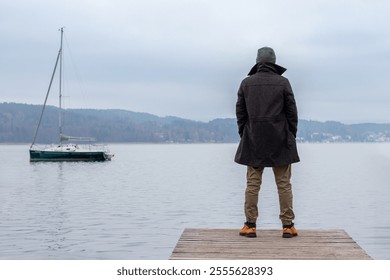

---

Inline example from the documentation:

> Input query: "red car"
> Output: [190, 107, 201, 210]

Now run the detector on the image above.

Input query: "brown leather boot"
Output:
[239, 222, 257, 238]
[282, 223, 298, 238]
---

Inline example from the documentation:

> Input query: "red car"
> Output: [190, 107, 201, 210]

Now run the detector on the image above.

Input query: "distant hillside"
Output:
[1, 102, 390, 143]
[0, 102, 237, 143]
[298, 120, 390, 142]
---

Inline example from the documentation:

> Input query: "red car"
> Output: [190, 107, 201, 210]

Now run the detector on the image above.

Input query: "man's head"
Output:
[256, 47, 276, 64]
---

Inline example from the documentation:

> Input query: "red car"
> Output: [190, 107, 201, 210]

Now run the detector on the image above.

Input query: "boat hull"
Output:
[29, 149, 112, 162]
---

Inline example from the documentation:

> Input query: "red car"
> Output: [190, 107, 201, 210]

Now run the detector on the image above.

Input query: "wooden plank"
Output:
[170, 228, 372, 260]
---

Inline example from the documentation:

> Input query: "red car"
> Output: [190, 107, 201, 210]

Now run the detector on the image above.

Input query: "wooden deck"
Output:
[170, 228, 372, 260]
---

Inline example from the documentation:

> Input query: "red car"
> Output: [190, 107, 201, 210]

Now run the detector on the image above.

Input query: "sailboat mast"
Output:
[59, 27, 64, 142]
[30, 29, 62, 149]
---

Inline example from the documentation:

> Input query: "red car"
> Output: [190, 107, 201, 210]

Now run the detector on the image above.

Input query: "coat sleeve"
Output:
[236, 81, 248, 137]
[284, 80, 298, 137]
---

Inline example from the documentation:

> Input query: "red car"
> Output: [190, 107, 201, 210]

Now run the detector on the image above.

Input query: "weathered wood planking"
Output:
[170, 228, 372, 260]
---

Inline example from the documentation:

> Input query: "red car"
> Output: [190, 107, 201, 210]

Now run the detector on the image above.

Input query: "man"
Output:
[235, 47, 300, 238]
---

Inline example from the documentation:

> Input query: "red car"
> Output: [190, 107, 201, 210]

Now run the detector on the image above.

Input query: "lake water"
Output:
[0, 143, 389, 260]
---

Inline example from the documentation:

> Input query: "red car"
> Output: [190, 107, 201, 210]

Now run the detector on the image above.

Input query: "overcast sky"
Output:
[1, 0, 390, 123]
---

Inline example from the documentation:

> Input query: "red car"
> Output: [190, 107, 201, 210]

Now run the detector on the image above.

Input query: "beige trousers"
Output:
[245, 165, 295, 226]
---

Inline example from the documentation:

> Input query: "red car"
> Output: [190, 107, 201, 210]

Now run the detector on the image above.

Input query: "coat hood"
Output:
[247, 62, 287, 76]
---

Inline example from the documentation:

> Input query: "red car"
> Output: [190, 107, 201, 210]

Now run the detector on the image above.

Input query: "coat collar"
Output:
[247, 62, 287, 76]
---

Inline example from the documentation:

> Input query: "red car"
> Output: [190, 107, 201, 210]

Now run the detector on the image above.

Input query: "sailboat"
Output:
[29, 28, 113, 161]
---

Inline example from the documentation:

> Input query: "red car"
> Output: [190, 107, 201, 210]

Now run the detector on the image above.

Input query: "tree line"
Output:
[1, 102, 389, 143]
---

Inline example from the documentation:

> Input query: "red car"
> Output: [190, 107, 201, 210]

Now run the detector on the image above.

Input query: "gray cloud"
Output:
[1, 0, 390, 122]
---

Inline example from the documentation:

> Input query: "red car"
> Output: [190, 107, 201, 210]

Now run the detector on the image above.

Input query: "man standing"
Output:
[235, 47, 300, 238]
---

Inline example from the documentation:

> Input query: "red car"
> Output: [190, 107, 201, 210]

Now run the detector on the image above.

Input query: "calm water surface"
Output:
[0, 143, 389, 259]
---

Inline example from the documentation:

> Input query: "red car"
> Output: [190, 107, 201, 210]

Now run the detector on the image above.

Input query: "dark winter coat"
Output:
[234, 63, 300, 167]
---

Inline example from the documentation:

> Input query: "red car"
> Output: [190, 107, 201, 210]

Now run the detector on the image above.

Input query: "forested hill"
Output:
[1, 102, 390, 143]
[0, 103, 237, 143]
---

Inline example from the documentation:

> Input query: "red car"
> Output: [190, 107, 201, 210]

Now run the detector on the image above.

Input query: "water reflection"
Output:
[1, 143, 390, 259]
